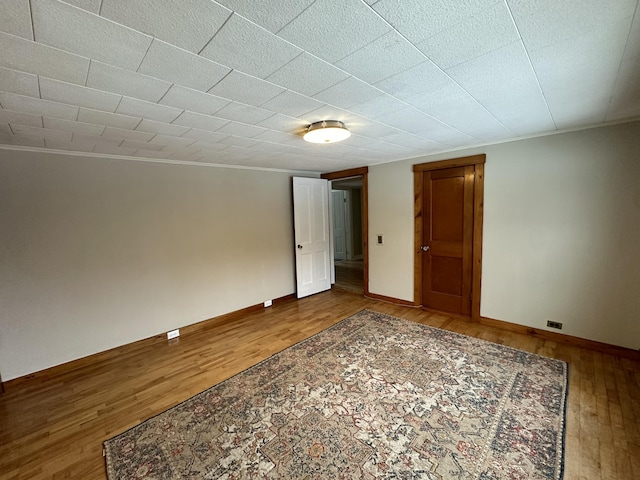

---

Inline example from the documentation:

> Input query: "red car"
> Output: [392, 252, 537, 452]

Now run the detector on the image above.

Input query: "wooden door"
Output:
[421, 166, 474, 315]
[293, 177, 331, 298]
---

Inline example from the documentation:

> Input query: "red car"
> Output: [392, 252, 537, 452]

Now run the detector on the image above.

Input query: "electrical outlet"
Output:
[546, 321, 562, 330]
[167, 329, 180, 340]
[264, 299, 273, 307]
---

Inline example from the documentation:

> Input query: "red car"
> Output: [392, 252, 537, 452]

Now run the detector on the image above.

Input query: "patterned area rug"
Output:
[104, 310, 568, 479]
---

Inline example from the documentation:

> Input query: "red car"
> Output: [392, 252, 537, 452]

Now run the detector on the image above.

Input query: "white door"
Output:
[332, 190, 347, 261]
[293, 177, 331, 298]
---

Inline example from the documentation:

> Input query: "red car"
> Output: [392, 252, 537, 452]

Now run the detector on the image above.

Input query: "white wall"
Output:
[368, 121, 640, 349]
[0, 150, 298, 380]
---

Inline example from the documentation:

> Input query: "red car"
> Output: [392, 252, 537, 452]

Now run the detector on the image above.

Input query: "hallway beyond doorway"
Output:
[334, 259, 364, 294]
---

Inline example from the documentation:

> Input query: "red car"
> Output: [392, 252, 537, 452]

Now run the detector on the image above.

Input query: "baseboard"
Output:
[480, 315, 640, 361]
[365, 292, 416, 307]
[3, 293, 296, 392]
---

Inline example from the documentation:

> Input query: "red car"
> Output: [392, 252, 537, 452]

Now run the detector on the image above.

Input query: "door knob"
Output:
[421, 245, 430, 252]
[297, 244, 303, 249]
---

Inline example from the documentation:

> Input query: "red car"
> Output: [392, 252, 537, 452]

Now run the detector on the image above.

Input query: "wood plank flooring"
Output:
[1, 289, 638, 479]
[334, 259, 364, 293]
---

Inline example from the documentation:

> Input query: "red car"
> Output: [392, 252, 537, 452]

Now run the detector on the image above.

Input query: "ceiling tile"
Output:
[418, 2, 520, 70]
[160, 85, 230, 116]
[214, 102, 275, 124]
[406, 84, 510, 139]
[335, 31, 425, 84]
[116, 97, 183, 123]
[63, 0, 101, 14]
[148, 135, 196, 147]
[0, 109, 43, 128]
[0, 67, 40, 97]
[10, 124, 73, 142]
[77, 107, 141, 129]
[508, 0, 637, 52]
[102, 126, 155, 142]
[266, 53, 350, 96]
[336, 120, 399, 140]
[257, 113, 307, 132]
[374, 61, 452, 100]
[168, 151, 205, 162]
[445, 41, 556, 133]
[0, 92, 78, 120]
[43, 116, 105, 135]
[138, 39, 231, 92]
[215, 0, 315, 33]
[372, 0, 495, 44]
[278, 0, 390, 63]
[607, 29, 640, 122]
[208, 71, 285, 107]
[0, 123, 13, 136]
[135, 119, 190, 137]
[72, 132, 121, 147]
[0, 32, 89, 85]
[40, 77, 122, 112]
[349, 94, 407, 118]
[171, 111, 229, 132]
[0, 133, 45, 148]
[92, 143, 137, 156]
[217, 122, 268, 138]
[253, 129, 299, 144]
[100, 0, 231, 53]
[132, 149, 175, 159]
[299, 104, 358, 126]
[545, 91, 612, 129]
[0, 0, 33, 40]
[260, 90, 324, 118]
[43, 137, 72, 150]
[375, 106, 468, 142]
[189, 141, 230, 152]
[200, 14, 303, 79]
[218, 136, 260, 148]
[529, 22, 629, 91]
[87, 61, 172, 103]
[181, 128, 229, 143]
[31, 0, 152, 71]
[121, 139, 165, 151]
[313, 76, 382, 109]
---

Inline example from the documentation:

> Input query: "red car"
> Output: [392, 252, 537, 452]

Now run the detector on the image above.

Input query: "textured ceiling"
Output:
[0, 0, 638, 172]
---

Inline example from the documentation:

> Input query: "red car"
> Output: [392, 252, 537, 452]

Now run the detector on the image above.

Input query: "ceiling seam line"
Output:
[275, 0, 319, 36]
[604, 0, 640, 120]
[360, 0, 515, 135]
[502, 0, 557, 129]
[197, 11, 234, 56]
[28, 0, 35, 42]
[136, 38, 156, 73]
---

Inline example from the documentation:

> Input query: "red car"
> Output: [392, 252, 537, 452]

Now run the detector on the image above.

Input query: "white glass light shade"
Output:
[303, 120, 351, 143]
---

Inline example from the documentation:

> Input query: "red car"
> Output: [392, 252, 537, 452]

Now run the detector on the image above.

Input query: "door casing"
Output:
[321, 167, 369, 297]
[413, 155, 485, 320]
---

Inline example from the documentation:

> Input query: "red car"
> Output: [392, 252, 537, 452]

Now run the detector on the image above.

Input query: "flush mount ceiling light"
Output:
[303, 120, 351, 144]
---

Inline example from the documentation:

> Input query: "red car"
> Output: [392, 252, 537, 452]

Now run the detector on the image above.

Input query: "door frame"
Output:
[321, 166, 369, 297]
[413, 155, 485, 320]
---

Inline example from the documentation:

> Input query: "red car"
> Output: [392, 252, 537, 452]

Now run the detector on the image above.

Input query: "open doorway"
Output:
[331, 177, 364, 294]
[321, 167, 369, 296]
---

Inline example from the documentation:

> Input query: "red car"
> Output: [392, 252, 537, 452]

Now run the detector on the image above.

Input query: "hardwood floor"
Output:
[1, 289, 638, 479]
[334, 259, 364, 293]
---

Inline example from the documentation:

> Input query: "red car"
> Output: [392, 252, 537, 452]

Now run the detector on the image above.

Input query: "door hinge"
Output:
[470, 292, 473, 300]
